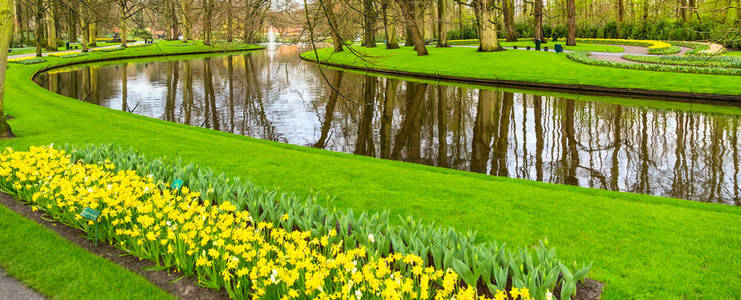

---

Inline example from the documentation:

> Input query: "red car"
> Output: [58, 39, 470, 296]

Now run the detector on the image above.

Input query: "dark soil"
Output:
[0, 193, 228, 300]
[575, 278, 604, 299]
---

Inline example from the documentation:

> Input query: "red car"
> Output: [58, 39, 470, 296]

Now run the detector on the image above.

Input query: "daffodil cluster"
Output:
[576, 38, 672, 50]
[7, 56, 39, 62]
[0, 146, 539, 300]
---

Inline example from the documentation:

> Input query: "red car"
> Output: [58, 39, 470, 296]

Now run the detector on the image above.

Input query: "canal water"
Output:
[34, 44, 741, 204]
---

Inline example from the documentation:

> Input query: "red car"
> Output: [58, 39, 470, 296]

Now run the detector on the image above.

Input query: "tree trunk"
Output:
[617, 0, 624, 34]
[398, 0, 428, 55]
[34, 0, 43, 57]
[457, 1, 463, 36]
[323, 0, 344, 51]
[45, 7, 56, 51]
[203, 0, 212, 46]
[13, 0, 22, 45]
[89, 21, 97, 46]
[362, 0, 376, 47]
[0, 0, 16, 138]
[67, 6, 77, 43]
[502, 0, 517, 41]
[181, 0, 192, 42]
[170, 0, 179, 40]
[678, 0, 686, 21]
[226, 0, 233, 42]
[566, 0, 576, 46]
[119, 2, 127, 48]
[475, 0, 503, 51]
[436, 0, 448, 47]
[382, 1, 399, 48]
[534, 0, 543, 40]
[78, 4, 89, 52]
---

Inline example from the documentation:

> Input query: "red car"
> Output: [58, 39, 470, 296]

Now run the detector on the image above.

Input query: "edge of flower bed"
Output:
[567, 51, 741, 76]
[0, 192, 223, 299]
[298, 51, 741, 102]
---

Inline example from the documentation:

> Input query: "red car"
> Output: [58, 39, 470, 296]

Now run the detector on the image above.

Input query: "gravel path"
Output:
[0, 269, 45, 300]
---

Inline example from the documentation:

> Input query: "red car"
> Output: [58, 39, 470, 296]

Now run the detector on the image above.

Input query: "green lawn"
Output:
[725, 50, 741, 56]
[1, 42, 740, 299]
[448, 39, 625, 52]
[303, 46, 741, 96]
[0, 204, 173, 299]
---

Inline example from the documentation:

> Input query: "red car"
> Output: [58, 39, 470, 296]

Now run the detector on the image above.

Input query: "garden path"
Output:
[0, 269, 45, 300]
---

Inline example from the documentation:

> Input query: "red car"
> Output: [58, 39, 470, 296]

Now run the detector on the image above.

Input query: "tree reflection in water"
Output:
[35, 45, 741, 204]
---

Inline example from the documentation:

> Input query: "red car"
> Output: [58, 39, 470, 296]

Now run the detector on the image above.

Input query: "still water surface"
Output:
[34, 44, 741, 204]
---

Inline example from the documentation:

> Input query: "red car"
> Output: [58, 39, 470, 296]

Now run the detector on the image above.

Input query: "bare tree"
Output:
[397, 0, 428, 55]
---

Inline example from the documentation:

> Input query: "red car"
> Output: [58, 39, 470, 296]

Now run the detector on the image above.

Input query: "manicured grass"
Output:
[0, 204, 173, 299]
[1, 42, 740, 299]
[726, 51, 741, 56]
[303, 46, 741, 96]
[448, 39, 625, 52]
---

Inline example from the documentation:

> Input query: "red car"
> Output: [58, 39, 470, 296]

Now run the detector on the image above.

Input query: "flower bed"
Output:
[576, 38, 672, 51]
[646, 46, 681, 55]
[46, 51, 89, 58]
[7, 57, 47, 64]
[567, 51, 741, 76]
[91, 47, 126, 53]
[622, 54, 741, 69]
[0, 145, 592, 299]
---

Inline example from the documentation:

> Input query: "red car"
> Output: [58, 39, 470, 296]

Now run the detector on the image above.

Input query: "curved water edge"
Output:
[34, 44, 741, 204]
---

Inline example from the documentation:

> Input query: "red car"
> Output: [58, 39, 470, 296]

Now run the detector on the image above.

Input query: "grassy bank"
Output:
[0, 203, 173, 299]
[302, 46, 741, 96]
[1, 43, 740, 298]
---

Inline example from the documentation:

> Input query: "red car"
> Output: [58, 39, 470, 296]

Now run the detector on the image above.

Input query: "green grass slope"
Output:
[0, 44, 740, 299]
[0, 205, 173, 299]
